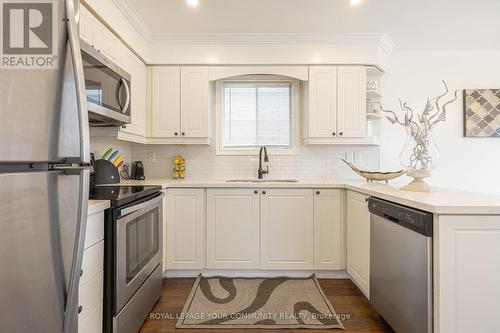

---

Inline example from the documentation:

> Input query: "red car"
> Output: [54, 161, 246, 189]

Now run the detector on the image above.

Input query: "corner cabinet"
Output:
[165, 189, 205, 269]
[346, 190, 370, 298]
[261, 189, 314, 270]
[150, 66, 211, 144]
[303, 66, 370, 145]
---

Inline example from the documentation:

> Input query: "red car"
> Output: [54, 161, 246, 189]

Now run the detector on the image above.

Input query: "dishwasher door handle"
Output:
[383, 214, 400, 224]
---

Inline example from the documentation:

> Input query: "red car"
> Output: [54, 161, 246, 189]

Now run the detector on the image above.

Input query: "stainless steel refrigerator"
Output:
[0, 1, 90, 332]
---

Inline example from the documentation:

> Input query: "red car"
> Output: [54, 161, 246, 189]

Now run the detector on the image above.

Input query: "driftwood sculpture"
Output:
[377, 81, 459, 191]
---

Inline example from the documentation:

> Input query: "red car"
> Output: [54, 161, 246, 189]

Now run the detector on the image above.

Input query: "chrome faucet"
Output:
[258, 146, 269, 179]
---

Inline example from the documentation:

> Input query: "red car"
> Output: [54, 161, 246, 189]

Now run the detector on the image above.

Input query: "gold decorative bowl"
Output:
[342, 159, 406, 183]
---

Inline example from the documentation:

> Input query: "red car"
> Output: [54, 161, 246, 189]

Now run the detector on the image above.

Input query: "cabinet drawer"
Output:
[78, 302, 103, 333]
[80, 241, 104, 286]
[85, 211, 104, 249]
[79, 271, 103, 322]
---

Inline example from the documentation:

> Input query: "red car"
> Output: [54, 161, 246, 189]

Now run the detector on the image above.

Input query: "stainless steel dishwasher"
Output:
[368, 197, 433, 333]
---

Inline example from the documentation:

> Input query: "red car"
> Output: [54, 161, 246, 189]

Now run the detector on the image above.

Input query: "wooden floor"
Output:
[139, 278, 394, 333]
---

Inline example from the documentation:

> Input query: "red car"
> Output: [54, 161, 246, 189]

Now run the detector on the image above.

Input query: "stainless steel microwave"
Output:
[81, 40, 131, 126]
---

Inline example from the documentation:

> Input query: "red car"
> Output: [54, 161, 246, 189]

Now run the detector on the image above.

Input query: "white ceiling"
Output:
[127, 0, 500, 49]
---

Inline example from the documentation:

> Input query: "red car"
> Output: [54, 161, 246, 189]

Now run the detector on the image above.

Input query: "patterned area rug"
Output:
[176, 275, 344, 329]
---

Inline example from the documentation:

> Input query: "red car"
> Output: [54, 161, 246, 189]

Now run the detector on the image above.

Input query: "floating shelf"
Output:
[366, 90, 383, 99]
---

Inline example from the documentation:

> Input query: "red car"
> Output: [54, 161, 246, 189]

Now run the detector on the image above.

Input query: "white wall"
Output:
[381, 50, 500, 195]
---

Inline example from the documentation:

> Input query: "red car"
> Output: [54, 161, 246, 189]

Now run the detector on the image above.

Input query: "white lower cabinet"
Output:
[346, 190, 370, 297]
[436, 215, 500, 333]
[79, 209, 105, 333]
[261, 189, 314, 270]
[164, 187, 342, 273]
[165, 189, 205, 269]
[314, 189, 343, 270]
[206, 189, 260, 269]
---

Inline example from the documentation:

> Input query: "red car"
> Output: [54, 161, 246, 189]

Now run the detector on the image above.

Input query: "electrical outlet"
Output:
[148, 152, 157, 162]
[345, 152, 354, 163]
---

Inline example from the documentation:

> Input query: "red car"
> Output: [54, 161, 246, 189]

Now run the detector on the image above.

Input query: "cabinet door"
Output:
[307, 66, 338, 138]
[165, 189, 205, 269]
[120, 49, 147, 137]
[181, 66, 209, 137]
[314, 189, 342, 270]
[261, 189, 314, 270]
[337, 66, 367, 137]
[346, 190, 370, 297]
[93, 24, 122, 65]
[437, 215, 500, 333]
[206, 189, 260, 269]
[79, 5, 96, 46]
[152, 67, 181, 137]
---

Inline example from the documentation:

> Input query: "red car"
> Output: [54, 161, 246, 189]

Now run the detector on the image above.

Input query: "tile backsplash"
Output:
[91, 137, 380, 181]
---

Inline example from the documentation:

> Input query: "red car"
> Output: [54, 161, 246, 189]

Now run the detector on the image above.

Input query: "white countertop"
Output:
[88, 199, 110, 215]
[113, 178, 500, 215]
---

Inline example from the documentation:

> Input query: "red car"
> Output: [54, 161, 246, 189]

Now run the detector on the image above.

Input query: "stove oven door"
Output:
[115, 193, 163, 312]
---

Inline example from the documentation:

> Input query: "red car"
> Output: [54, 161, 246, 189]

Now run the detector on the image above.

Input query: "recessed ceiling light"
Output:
[350, 0, 363, 5]
[186, 0, 199, 7]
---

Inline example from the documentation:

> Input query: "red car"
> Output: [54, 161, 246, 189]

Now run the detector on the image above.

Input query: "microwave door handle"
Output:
[119, 193, 164, 217]
[121, 78, 131, 114]
[66, 0, 90, 164]
[116, 80, 124, 110]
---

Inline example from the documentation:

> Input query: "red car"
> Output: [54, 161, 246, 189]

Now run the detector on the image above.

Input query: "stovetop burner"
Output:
[90, 185, 162, 207]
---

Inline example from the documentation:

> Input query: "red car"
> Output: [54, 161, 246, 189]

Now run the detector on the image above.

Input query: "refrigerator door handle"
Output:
[63, 169, 89, 333]
[66, 0, 90, 164]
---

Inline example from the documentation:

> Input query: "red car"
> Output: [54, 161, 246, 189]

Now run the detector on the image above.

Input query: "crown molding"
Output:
[111, 0, 395, 52]
[150, 32, 395, 51]
[112, 0, 152, 43]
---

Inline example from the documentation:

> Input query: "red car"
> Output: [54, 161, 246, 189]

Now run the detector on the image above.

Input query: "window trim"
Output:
[215, 75, 299, 156]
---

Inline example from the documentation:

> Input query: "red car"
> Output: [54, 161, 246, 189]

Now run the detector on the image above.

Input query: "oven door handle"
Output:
[119, 192, 164, 217]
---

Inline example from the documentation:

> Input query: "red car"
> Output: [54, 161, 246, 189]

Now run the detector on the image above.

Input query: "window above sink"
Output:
[216, 75, 300, 156]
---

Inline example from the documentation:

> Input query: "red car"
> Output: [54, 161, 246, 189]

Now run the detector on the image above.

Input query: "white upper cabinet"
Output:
[337, 66, 367, 137]
[206, 189, 260, 269]
[119, 48, 147, 138]
[78, 5, 96, 46]
[346, 190, 370, 298]
[260, 189, 314, 270]
[306, 66, 338, 138]
[181, 67, 210, 138]
[314, 189, 343, 270]
[303, 65, 369, 144]
[150, 66, 211, 144]
[152, 67, 181, 137]
[79, 4, 146, 141]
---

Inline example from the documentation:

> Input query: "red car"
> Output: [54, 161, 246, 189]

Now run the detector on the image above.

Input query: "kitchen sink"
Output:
[226, 179, 299, 183]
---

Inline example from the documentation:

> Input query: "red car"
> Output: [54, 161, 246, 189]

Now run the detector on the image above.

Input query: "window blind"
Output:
[222, 81, 291, 148]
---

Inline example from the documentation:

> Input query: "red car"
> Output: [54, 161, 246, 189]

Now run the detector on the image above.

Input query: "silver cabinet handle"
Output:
[121, 78, 131, 114]
[66, 0, 90, 164]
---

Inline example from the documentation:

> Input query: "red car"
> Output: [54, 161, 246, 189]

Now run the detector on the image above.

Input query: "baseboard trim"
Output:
[163, 269, 350, 279]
